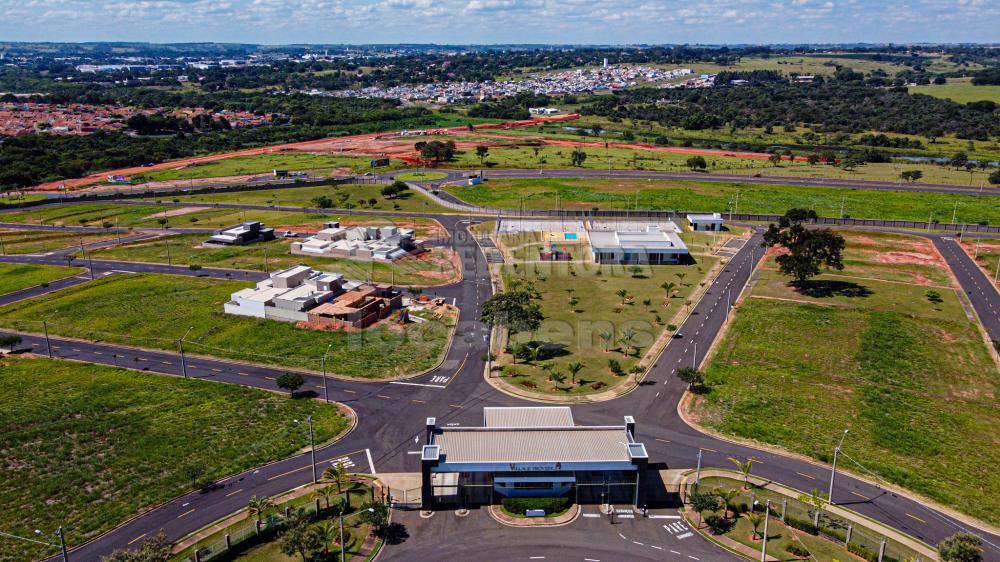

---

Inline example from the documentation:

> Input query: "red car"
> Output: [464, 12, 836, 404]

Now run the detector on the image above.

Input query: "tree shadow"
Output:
[381, 522, 409, 545]
[794, 279, 873, 299]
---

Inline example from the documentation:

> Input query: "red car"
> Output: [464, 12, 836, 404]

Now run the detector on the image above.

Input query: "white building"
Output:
[686, 213, 725, 232]
[290, 222, 424, 262]
[224, 265, 351, 322]
[587, 223, 688, 264]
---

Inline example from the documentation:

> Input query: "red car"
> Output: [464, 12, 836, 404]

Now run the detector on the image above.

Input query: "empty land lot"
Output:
[0, 228, 117, 254]
[0, 262, 85, 294]
[0, 356, 349, 561]
[0, 273, 452, 378]
[692, 230, 1000, 525]
[445, 178, 1000, 224]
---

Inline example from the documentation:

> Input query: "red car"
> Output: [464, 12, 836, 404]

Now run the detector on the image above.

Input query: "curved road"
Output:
[2, 203, 997, 560]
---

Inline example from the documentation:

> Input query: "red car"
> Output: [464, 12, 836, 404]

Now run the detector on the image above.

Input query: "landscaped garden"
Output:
[0, 262, 84, 294]
[0, 356, 350, 561]
[0, 273, 453, 378]
[493, 256, 718, 396]
[691, 229, 1000, 525]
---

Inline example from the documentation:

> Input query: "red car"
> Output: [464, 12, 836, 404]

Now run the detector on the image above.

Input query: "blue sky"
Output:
[0, 0, 997, 45]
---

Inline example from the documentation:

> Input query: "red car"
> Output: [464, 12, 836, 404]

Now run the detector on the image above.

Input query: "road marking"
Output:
[650, 515, 681, 519]
[449, 404, 463, 408]
[366, 448, 376, 475]
[377, 395, 392, 399]
[162, 361, 172, 365]
[582, 513, 600, 518]
[342, 389, 356, 394]
[851, 491, 870, 500]
[654, 438, 671, 443]
[650, 545, 663, 550]
[795, 471, 816, 480]
[529, 557, 545, 560]
[677, 532, 694, 540]
[633, 541, 644, 546]
[177, 508, 195, 519]
[670, 550, 681, 555]
[267, 465, 309, 481]
[127, 533, 147, 545]
[906, 513, 927, 524]
[237, 372, 250, 376]
[388, 381, 446, 389]
[93, 351, 102, 355]
[211, 368, 222, 372]
[411, 399, 426, 404]
[585, 558, 601, 561]
[264, 376, 276, 380]
[225, 488, 243, 497]
[701, 447, 716, 453]
[72, 348, 81, 352]
[688, 556, 700, 560]
[618, 532, 626, 540]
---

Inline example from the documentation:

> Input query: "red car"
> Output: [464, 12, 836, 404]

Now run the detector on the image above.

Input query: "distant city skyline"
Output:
[1, 0, 997, 45]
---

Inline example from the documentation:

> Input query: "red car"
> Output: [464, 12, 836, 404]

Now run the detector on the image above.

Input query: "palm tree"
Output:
[713, 487, 740, 520]
[619, 328, 636, 356]
[529, 345, 542, 365]
[312, 521, 338, 555]
[599, 331, 613, 352]
[728, 457, 756, 489]
[541, 363, 554, 382]
[322, 462, 350, 493]
[798, 488, 829, 527]
[247, 495, 272, 524]
[567, 362, 583, 385]
[675, 272, 687, 286]
[509, 341, 525, 364]
[616, 288, 628, 304]
[743, 512, 766, 540]
[660, 281, 677, 303]
[315, 485, 338, 509]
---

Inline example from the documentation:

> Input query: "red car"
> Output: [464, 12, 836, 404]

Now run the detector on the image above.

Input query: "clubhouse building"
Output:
[420, 407, 649, 511]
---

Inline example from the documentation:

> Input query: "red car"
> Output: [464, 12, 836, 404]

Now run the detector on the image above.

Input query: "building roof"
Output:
[273, 265, 313, 279]
[432, 427, 633, 464]
[588, 225, 687, 253]
[686, 213, 724, 222]
[484, 407, 574, 428]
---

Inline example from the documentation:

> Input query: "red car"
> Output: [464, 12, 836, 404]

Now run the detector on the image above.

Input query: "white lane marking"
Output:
[582, 513, 600, 518]
[388, 381, 446, 389]
[649, 515, 681, 519]
[633, 541, 644, 546]
[618, 514, 635, 519]
[677, 532, 694, 540]
[671, 550, 681, 555]
[365, 448, 376, 475]
[651, 545, 663, 550]
[618, 532, 626, 540]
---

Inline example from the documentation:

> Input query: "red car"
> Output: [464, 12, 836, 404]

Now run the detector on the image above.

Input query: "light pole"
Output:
[321, 343, 333, 403]
[760, 500, 771, 562]
[0, 528, 67, 561]
[178, 325, 194, 378]
[295, 417, 317, 484]
[340, 507, 374, 562]
[828, 428, 849, 504]
[694, 448, 703, 492]
[42, 310, 59, 359]
[692, 341, 697, 369]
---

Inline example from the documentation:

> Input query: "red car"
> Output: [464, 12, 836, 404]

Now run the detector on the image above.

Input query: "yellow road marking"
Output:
[377, 395, 392, 399]
[267, 465, 310, 481]
[225, 488, 244, 497]
[905, 513, 927, 524]
[795, 472, 816, 480]
[444, 353, 470, 387]
[701, 447, 717, 453]
[851, 491, 870, 500]
[411, 399, 426, 404]
[127, 533, 146, 545]
[176, 508, 195, 519]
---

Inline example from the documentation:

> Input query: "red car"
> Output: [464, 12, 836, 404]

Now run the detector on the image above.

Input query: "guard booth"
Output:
[420, 407, 649, 511]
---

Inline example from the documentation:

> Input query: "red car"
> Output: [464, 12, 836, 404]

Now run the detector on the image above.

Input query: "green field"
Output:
[910, 77, 1000, 104]
[92, 232, 460, 286]
[0, 193, 48, 206]
[694, 232, 1000, 525]
[142, 154, 405, 183]
[0, 356, 349, 561]
[0, 273, 452, 378]
[498, 257, 717, 395]
[445, 178, 1000, 224]
[0, 262, 85, 294]
[0, 228, 117, 254]
[139, 183, 451, 214]
[394, 171, 448, 182]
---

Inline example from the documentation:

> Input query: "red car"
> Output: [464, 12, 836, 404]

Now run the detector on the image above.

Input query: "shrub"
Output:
[519, 380, 538, 389]
[786, 516, 818, 535]
[820, 525, 848, 543]
[785, 543, 810, 557]
[608, 359, 623, 375]
[847, 542, 878, 562]
[500, 496, 570, 516]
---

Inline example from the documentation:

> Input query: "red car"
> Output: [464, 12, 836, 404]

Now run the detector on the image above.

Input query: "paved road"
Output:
[933, 236, 1000, 341]
[3, 210, 998, 560]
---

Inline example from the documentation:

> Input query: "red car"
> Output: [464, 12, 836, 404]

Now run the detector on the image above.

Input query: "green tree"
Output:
[713, 487, 740, 520]
[676, 367, 703, 390]
[276, 372, 305, 396]
[567, 361, 583, 385]
[311, 195, 333, 208]
[950, 151, 969, 169]
[806, 153, 820, 165]
[315, 484, 339, 509]
[763, 209, 845, 285]
[475, 145, 490, 165]
[768, 153, 782, 166]
[689, 491, 718, 527]
[660, 281, 677, 301]
[743, 512, 765, 540]
[480, 281, 543, 342]
[619, 328, 636, 357]
[101, 531, 171, 562]
[311, 522, 338, 557]
[900, 170, 923, 182]
[570, 148, 588, 167]
[937, 532, 983, 562]
[599, 330, 613, 352]
[247, 495, 272, 524]
[616, 288, 629, 304]
[0, 334, 22, 351]
[360, 501, 390, 535]
[989, 169, 1000, 186]
[728, 456, 756, 489]
[183, 464, 205, 490]
[278, 516, 322, 562]
[797, 488, 829, 527]
[322, 462, 350, 493]
[686, 156, 707, 170]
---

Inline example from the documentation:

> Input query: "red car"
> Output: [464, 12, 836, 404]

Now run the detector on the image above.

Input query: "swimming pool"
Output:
[564, 233, 578, 240]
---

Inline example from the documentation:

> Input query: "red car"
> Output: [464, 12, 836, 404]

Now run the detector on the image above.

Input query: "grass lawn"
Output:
[0, 228, 117, 254]
[498, 256, 718, 395]
[0, 193, 48, 206]
[91, 232, 460, 286]
[141, 153, 406, 182]
[0, 262, 85, 294]
[909, 77, 1000, 104]
[693, 232, 1000, 525]
[139, 183, 452, 214]
[0, 273, 452, 378]
[0, 356, 349, 561]
[394, 171, 448, 182]
[445, 178, 1000, 224]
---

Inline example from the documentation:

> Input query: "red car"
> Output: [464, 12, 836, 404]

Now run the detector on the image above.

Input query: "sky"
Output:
[0, 0, 997, 45]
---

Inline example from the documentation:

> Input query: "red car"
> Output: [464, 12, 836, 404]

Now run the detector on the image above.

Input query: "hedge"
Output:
[500, 496, 571, 516]
[847, 542, 878, 562]
[786, 516, 819, 535]
[785, 543, 810, 558]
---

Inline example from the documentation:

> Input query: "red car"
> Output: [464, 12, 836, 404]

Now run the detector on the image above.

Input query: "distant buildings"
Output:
[224, 265, 402, 329]
[529, 107, 560, 116]
[686, 213, 725, 232]
[205, 221, 276, 246]
[290, 222, 425, 262]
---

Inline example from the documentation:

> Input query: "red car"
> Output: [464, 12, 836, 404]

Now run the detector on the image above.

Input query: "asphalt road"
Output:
[3, 207, 998, 560]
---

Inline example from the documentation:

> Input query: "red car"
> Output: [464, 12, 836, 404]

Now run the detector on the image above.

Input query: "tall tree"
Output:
[567, 361, 583, 385]
[475, 145, 489, 165]
[937, 533, 983, 562]
[480, 280, 543, 342]
[728, 456, 756, 489]
[763, 209, 845, 285]
[247, 495, 272, 524]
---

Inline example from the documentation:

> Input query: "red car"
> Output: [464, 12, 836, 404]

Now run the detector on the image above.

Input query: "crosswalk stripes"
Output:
[429, 375, 450, 384]
[663, 522, 689, 535]
[327, 456, 355, 469]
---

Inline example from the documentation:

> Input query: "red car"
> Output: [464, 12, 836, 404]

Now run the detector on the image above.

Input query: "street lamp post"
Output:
[321, 344, 333, 403]
[178, 325, 194, 378]
[760, 500, 771, 562]
[694, 448, 703, 492]
[340, 507, 374, 562]
[828, 428, 849, 504]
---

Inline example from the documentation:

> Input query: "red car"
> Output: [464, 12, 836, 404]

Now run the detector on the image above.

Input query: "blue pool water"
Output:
[564, 233, 578, 240]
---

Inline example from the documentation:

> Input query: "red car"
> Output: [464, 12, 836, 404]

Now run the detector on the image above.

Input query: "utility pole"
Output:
[43, 320, 53, 358]
[952, 202, 958, 225]
[694, 448, 703, 492]
[263, 249, 268, 273]
[178, 325, 194, 378]
[164, 238, 172, 266]
[692, 341, 697, 369]
[828, 428, 849, 504]
[307, 415, 317, 484]
[339, 510, 346, 562]
[321, 343, 333, 403]
[760, 500, 771, 562]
